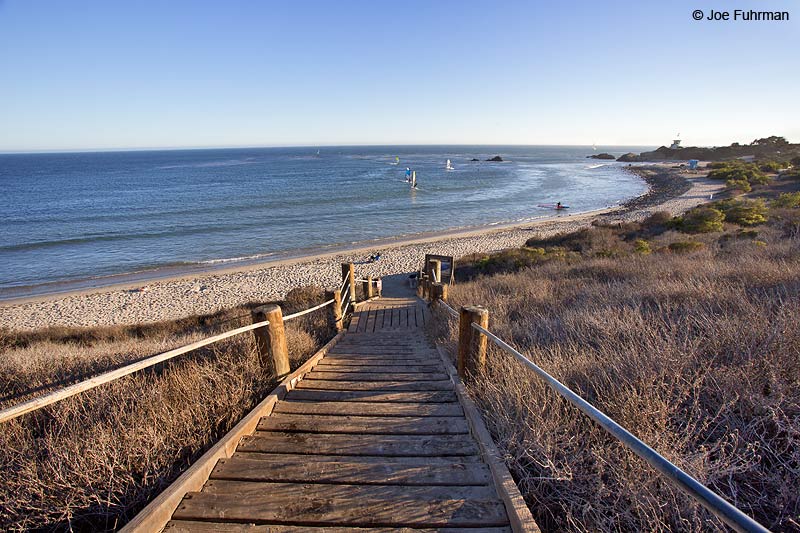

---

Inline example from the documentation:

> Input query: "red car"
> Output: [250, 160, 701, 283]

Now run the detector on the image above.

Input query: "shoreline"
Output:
[0, 166, 724, 331]
[0, 206, 616, 306]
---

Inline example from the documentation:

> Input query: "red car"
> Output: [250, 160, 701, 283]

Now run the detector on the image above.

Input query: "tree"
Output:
[751, 136, 789, 147]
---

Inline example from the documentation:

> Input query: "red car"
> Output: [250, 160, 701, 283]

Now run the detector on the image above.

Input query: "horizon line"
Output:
[0, 142, 666, 155]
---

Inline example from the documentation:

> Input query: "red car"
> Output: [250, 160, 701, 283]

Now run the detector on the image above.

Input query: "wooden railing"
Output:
[0, 262, 379, 425]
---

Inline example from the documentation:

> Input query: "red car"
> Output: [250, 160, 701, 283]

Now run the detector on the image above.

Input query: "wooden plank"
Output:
[315, 362, 444, 372]
[240, 431, 479, 457]
[257, 414, 470, 435]
[293, 380, 453, 392]
[286, 389, 457, 403]
[166, 521, 512, 533]
[210, 456, 491, 485]
[324, 354, 436, 361]
[120, 332, 346, 533]
[304, 371, 449, 382]
[233, 452, 481, 464]
[436, 345, 542, 533]
[273, 400, 463, 417]
[173, 492, 509, 527]
[166, 521, 511, 532]
[202, 480, 496, 500]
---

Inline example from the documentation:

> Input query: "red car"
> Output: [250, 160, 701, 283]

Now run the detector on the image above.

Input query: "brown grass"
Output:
[430, 222, 800, 531]
[0, 288, 333, 532]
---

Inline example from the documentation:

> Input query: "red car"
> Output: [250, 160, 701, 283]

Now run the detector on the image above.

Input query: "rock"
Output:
[486, 156, 503, 162]
[588, 153, 616, 160]
[617, 153, 640, 162]
[470, 158, 480, 162]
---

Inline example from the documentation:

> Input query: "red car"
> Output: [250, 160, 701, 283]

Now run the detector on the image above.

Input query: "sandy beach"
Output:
[0, 167, 723, 331]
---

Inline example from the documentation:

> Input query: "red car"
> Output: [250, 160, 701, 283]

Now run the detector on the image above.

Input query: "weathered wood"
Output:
[304, 371, 449, 382]
[120, 332, 345, 533]
[457, 305, 489, 380]
[294, 380, 454, 392]
[285, 389, 458, 403]
[165, 520, 512, 533]
[430, 259, 442, 284]
[366, 275, 374, 299]
[431, 282, 448, 302]
[173, 491, 509, 527]
[342, 262, 356, 305]
[330, 289, 344, 331]
[252, 304, 290, 379]
[210, 455, 490, 485]
[233, 452, 481, 464]
[273, 400, 463, 417]
[257, 414, 469, 434]
[240, 431, 478, 456]
[315, 362, 443, 372]
[436, 346, 542, 533]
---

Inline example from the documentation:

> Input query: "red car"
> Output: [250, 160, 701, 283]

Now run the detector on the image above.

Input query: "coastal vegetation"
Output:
[431, 172, 800, 531]
[0, 287, 334, 531]
[618, 135, 800, 163]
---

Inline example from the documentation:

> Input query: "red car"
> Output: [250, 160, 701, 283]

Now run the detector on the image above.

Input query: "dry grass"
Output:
[430, 229, 800, 531]
[0, 288, 333, 532]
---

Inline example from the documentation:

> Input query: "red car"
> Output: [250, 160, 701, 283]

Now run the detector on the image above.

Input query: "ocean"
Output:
[0, 145, 650, 299]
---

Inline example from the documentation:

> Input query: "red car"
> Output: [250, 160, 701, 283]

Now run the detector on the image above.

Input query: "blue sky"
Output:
[0, 0, 797, 151]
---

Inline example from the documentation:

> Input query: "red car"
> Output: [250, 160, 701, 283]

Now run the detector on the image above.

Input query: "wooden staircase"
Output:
[162, 295, 525, 531]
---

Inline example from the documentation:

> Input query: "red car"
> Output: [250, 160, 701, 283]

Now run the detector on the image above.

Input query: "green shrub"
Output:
[668, 241, 704, 253]
[772, 192, 800, 208]
[759, 160, 789, 172]
[713, 198, 768, 226]
[679, 207, 725, 233]
[708, 161, 769, 186]
[725, 179, 751, 193]
[634, 239, 651, 255]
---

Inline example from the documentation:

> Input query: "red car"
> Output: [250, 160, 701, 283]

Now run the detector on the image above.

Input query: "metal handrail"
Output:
[469, 322, 770, 533]
[435, 299, 460, 318]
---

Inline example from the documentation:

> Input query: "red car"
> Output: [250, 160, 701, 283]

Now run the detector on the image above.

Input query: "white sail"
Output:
[446, 159, 454, 170]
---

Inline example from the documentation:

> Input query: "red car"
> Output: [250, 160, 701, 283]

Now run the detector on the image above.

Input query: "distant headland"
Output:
[613, 136, 800, 163]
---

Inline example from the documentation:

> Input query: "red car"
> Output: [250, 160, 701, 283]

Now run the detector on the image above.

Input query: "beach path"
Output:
[162, 288, 533, 531]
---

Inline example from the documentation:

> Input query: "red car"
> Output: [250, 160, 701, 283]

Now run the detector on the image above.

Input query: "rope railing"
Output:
[468, 321, 770, 533]
[0, 319, 271, 424]
[283, 299, 335, 321]
[339, 277, 348, 294]
[1, 292, 343, 425]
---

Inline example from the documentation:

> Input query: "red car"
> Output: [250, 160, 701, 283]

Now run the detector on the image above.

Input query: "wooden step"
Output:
[304, 371, 449, 382]
[239, 432, 479, 457]
[166, 521, 512, 533]
[257, 414, 469, 435]
[294, 380, 453, 392]
[233, 452, 481, 464]
[173, 491, 507, 528]
[314, 362, 443, 372]
[209, 456, 491, 486]
[273, 400, 463, 417]
[286, 389, 458, 403]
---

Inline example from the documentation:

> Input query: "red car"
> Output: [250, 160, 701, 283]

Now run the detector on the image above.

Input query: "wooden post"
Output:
[328, 289, 343, 332]
[251, 304, 290, 379]
[457, 305, 489, 380]
[341, 262, 356, 305]
[422, 274, 430, 300]
[431, 282, 448, 302]
[376, 277, 382, 297]
[416, 271, 425, 298]
[430, 259, 442, 284]
[366, 275, 374, 299]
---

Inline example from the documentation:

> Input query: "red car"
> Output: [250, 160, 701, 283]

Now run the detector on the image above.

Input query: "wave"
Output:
[195, 252, 277, 265]
[156, 158, 257, 170]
